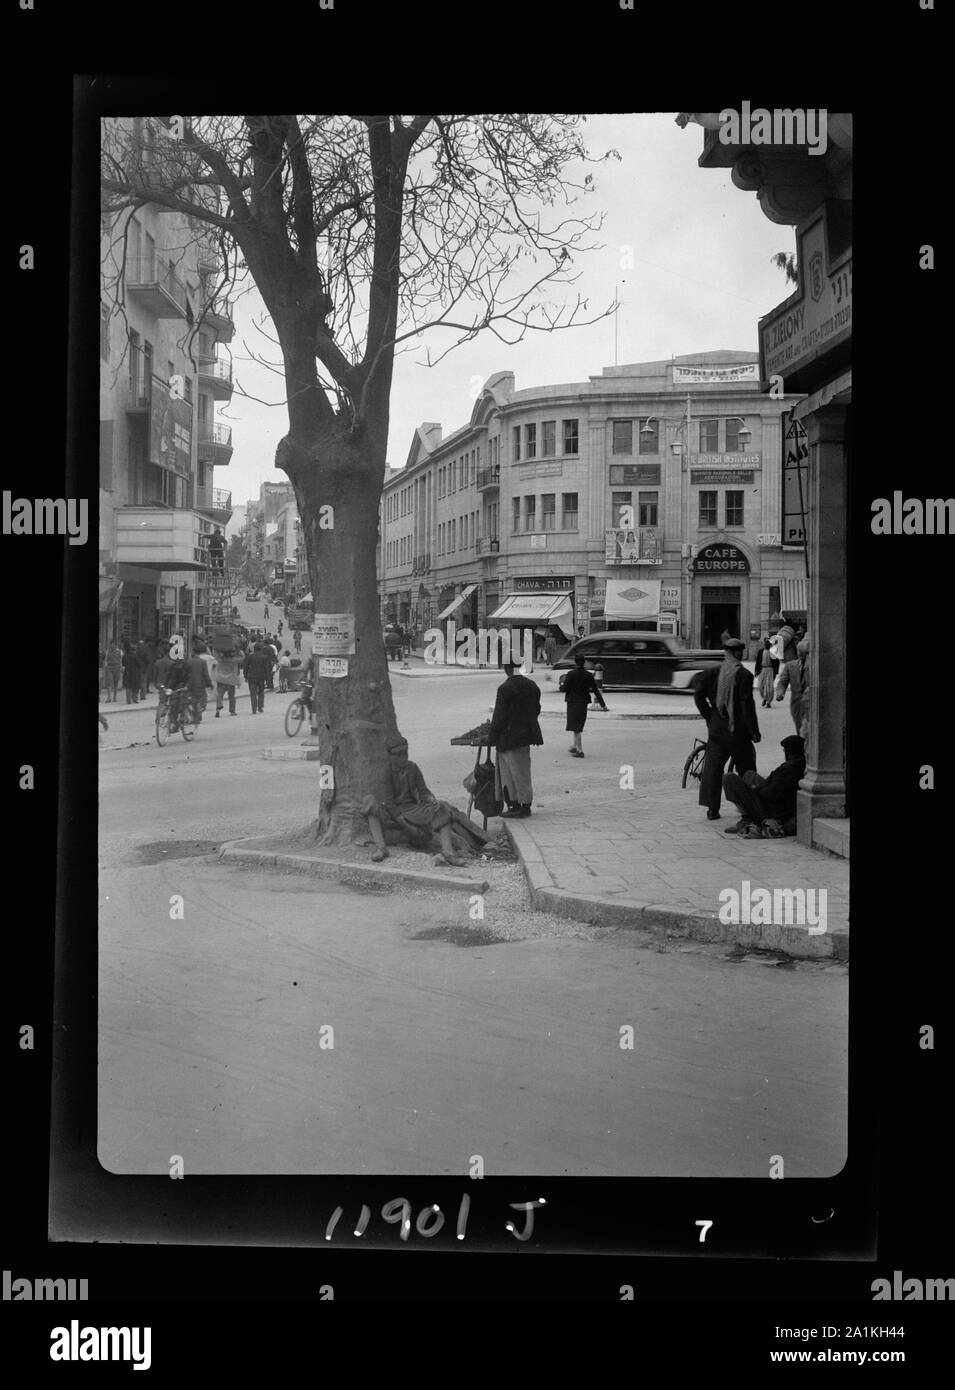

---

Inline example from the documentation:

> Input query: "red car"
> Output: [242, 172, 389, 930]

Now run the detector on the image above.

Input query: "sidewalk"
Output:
[502, 780, 848, 960]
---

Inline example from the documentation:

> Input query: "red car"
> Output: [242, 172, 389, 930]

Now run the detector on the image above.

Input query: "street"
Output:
[99, 655, 847, 1177]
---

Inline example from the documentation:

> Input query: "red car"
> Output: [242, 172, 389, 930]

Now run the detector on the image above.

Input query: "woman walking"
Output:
[755, 637, 778, 707]
[562, 654, 607, 757]
[104, 640, 122, 702]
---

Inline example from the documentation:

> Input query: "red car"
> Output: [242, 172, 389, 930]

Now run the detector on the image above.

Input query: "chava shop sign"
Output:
[760, 206, 851, 385]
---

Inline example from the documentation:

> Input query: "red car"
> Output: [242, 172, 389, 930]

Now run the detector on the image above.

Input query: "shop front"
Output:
[487, 576, 576, 663]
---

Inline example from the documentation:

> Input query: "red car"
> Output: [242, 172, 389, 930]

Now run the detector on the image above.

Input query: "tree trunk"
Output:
[278, 424, 402, 847]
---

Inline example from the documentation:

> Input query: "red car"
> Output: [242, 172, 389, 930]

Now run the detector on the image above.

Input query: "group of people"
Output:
[691, 625, 811, 838]
[383, 623, 414, 662]
[100, 638, 159, 703]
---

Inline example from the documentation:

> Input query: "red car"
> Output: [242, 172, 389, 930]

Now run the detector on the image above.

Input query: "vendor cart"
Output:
[450, 729, 497, 829]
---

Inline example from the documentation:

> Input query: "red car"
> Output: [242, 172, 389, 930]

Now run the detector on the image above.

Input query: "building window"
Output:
[638, 491, 659, 527]
[100, 305, 110, 361]
[525, 424, 537, 460]
[561, 492, 579, 529]
[524, 496, 536, 531]
[725, 490, 744, 527]
[612, 490, 632, 528]
[512, 426, 521, 461]
[563, 419, 579, 455]
[725, 418, 746, 452]
[698, 491, 718, 527]
[512, 498, 521, 533]
[542, 420, 556, 457]
[638, 418, 659, 455]
[541, 493, 556, 529]
[699, 418, 719, 452]
[612, 420, 633, 455]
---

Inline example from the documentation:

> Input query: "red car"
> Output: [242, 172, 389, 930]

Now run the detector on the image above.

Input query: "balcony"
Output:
[197, 246, 221, 276]
[475, 537, 500, 555]
[196, 420, 233, 465]
[195, 486, 233, 525]
[114, 507, 208, 570]
[197, 357, 233, 401]
[412, 552, 432, 576]
[202, 298, 235, 345]
[124, 256, 188, 318]
[476, 466, 501, 491]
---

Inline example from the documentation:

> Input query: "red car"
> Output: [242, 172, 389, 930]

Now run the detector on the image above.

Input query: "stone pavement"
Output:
[503, 779, 849, 960]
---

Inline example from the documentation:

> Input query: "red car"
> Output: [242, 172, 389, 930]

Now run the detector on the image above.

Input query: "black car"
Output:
[551, 632, 725, 691]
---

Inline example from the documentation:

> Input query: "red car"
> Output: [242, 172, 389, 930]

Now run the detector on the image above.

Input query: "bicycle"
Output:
[284, 680, 314, 738]
[681, 736, 735, 788]
[156, 685, 200, 746]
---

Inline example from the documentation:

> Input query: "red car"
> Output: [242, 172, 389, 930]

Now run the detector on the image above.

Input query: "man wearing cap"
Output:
[487, 659, 544, 818]
[691, 637, 760, 820]
[722, 735, 806, 837]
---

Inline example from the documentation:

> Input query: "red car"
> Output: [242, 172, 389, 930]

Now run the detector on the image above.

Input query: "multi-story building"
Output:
[243, 480, 301, 596]
[378, 352, 805, 653]
[98, 117, 235, 647]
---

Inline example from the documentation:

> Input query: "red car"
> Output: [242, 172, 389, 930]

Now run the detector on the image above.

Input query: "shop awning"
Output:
[487, 593, 574, 636]
[779, 578, 808, 614]
[604, 578, 661, 621]
[436, 583, 477, 620]
[99, 577, 124, 614]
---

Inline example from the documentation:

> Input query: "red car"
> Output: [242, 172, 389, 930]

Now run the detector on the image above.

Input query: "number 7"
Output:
[696, 1220, 713, 1243]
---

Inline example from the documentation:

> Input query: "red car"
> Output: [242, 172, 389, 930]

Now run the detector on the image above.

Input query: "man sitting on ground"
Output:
[722, 734, 806, 838]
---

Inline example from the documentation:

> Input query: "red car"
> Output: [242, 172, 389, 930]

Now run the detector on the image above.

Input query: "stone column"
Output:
[796, 403, 848, 845]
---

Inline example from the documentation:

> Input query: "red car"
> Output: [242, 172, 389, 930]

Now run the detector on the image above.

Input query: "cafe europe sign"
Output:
[693, 543, 750, 574]
[759, 203, 851, 389]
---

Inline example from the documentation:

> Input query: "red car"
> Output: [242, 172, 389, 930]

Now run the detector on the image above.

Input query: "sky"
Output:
[218, 113, 796, 532]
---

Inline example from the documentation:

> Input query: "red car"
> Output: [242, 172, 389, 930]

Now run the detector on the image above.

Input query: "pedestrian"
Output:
[562, 654, 608, 757]
[723, 734, 806, 838]
[214, 649, 243, 716]
[795, 633, 810, 744]
[263, 636, 278, 689]
[487, 659, 544, 818]
[278, 648, 292, 692]
[196, 640, 218, 691]
[293, 628, 302, 654]
[136, 639, 151, 700]
[543, 627, 558, 667]
[385, 627, 402, 663]
[122, 641, 141, 704]
[243, 643, 270, 713]
[691, 637, 760, 821]
[754, 637, 778, 707]
[104, 639, 122, 703]
[277, 618, 284, 637]
[263, 601, 270, 621]
[773, 624, 806, 732]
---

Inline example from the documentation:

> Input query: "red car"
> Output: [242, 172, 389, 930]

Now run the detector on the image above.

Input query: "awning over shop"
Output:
[604, 578, 661, 621]
[779, 578, 808, 614]
[99, 577, 124, 613]
[487, 593, 575, 636]
[299, 592, 313, 603]
[436, 583, 477, 620]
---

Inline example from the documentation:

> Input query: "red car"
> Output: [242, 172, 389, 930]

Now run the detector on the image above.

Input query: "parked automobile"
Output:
[551, 632, 725, 691]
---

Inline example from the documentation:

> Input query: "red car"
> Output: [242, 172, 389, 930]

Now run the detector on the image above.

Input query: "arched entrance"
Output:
[692, 542, 752, 648]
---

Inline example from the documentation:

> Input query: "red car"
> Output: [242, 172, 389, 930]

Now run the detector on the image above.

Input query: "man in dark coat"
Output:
[488, 660, 543, 818]
[722, 734, 806, 836]
[691, 637, 760, 820]
[562, 654, 607, 757]
[243, 643, 271, 713]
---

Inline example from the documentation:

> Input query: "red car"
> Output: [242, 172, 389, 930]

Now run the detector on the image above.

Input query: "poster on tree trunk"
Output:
[313, 612, 355, 655]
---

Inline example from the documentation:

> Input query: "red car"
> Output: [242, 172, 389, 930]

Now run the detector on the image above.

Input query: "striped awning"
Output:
[779, 578, 808, 614]
[436, 583, 477, 620]
[488, 593, 575, 636]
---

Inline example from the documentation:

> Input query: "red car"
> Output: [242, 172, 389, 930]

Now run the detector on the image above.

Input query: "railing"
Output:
[124, 256, 187, 314]
[197, 421, 233, 449]
[411, 552, 432, 576]
[475, 537, 500, 554]
[198, 359, 233, 388]
[476, 466, 501, 489]
[212, 487, 232, 512]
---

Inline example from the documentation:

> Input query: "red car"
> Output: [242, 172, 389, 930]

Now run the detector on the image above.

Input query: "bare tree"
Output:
[102, 113, 616, 846]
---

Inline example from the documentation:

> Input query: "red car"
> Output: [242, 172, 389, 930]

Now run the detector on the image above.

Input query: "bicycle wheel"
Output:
[155, 703, 170, 746]
[180, 700, 198, 741]
[285, 698, 305, 738]
[682, 744, 705, 788]
[681, 749, 696, 788]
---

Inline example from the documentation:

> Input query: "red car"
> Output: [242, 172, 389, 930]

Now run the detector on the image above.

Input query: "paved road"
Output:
[98, 675, 847, 1177]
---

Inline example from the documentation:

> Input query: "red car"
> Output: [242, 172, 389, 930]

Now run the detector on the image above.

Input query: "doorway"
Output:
[700, 586, 741, 649]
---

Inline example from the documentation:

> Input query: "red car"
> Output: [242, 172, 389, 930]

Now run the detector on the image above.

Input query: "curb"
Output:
[503, 821, 849, 962]
[217, 839, 490, 896]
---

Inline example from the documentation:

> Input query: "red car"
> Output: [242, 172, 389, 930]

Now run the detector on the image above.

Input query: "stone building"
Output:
[377, 353, 805, 656]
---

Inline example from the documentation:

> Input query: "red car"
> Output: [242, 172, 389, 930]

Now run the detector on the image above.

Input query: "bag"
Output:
[472, 752, 503, 818]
